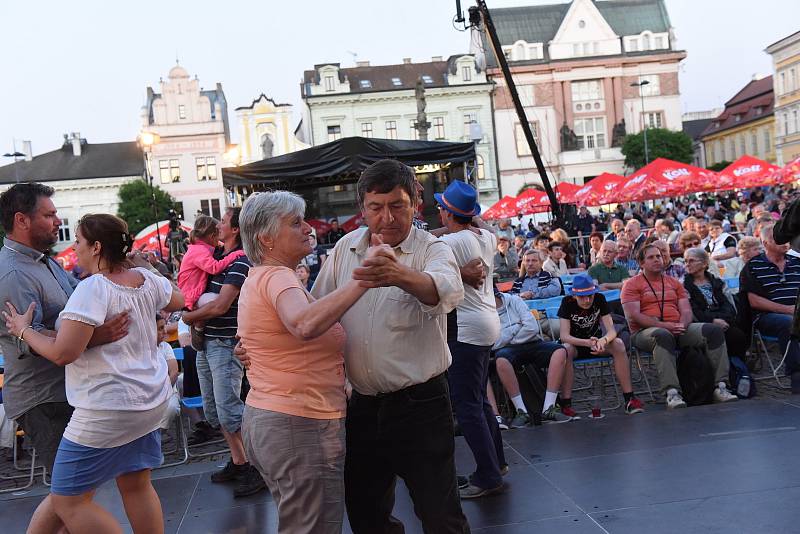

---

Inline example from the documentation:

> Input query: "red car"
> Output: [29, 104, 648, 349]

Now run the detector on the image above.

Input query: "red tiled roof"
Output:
[701, 76, 774, 138]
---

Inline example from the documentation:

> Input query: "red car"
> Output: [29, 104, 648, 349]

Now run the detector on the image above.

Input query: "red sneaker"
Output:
[625, 397, 645, 415]
[560, 405, 580, 419]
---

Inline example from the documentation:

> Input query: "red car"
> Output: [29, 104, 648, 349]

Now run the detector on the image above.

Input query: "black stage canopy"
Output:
[222, 136, 476, 191]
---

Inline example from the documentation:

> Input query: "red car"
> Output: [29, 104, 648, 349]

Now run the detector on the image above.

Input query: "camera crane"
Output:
[455, 0, 566, 229]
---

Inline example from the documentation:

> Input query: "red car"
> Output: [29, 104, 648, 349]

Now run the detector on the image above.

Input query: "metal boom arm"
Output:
[472, 0, 564, 225]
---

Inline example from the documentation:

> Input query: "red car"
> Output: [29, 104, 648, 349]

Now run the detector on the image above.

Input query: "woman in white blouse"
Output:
[3, 214, 183, 534]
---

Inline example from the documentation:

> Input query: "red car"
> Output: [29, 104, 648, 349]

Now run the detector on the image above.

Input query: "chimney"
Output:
[71, 132, 82, 156]
[22, 140, 32, 162]
[403, 57, 412, 64]
[356, 60, 370, 67]
[431, 56, 443, 62]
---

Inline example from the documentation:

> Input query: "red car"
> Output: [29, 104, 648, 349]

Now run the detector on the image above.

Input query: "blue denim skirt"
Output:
[50, 430, 162, 496]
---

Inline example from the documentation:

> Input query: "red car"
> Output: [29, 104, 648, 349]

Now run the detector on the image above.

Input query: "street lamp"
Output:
[630, 80, 651, 165]
[138, 131, 163, 257]
[2, 151, 25, 183]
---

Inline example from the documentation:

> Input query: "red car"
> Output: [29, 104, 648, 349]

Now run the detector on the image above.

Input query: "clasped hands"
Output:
[351, 234, 403, 288]
[586, 336, 607, 354]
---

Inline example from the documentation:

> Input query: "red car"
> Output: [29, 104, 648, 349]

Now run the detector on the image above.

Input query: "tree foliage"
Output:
[707, 160, 732, 172]
[621, 128, 695, 169]
[117, 180, 176, 236]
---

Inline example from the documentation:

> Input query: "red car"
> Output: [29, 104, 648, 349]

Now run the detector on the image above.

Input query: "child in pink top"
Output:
[178, 215, 245, 310]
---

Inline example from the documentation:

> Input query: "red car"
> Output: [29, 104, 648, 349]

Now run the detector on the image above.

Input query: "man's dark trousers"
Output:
[448, 340, 505, 489]
[344, 373, 470, 534]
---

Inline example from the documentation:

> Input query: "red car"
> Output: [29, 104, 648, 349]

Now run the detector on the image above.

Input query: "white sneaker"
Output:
[714, 382, 738, 403]
[666, 388, 687, 409]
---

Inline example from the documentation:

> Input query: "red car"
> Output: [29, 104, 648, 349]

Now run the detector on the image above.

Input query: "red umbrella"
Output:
[767, 156, 800, 187]
[516, 183, 580, 215]
[718, 156, 780, 190]
[618, 158, 718, 202]
[513, 188, 545, 214]
[482, 195, 519, 220]
[574, 172, 625, 206]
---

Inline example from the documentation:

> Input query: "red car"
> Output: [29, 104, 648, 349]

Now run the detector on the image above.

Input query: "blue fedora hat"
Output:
[569, 272, 599, 296]
[434, 180, 481, 217]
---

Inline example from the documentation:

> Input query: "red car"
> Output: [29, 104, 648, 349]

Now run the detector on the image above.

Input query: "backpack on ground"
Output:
[677, 345, 715, 406]
[729, 356, 756, 399]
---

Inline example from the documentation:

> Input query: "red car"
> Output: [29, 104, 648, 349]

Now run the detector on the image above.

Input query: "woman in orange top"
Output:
[236, 191, 390, 534]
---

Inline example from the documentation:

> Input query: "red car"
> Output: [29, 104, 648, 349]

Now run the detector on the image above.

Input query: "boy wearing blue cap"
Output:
[557, 273, 644, 415]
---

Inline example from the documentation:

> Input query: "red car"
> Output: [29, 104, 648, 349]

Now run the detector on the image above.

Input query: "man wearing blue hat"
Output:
[557, 273, 644, 416]
[435, 180, 506, 499]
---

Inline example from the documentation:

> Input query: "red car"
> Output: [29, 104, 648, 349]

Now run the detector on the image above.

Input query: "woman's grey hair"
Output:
[684, 246, 709, 265]
[759, 222, 775, 242]
[239, 191, 306, 264]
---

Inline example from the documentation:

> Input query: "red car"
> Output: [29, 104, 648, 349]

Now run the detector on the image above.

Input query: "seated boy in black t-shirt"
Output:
[556, 273, 644, 416]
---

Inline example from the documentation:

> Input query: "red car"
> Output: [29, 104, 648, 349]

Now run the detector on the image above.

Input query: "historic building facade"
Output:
[300, 55, 499, 203]
[486, 0, 685, 195]
[700, 76, 776, 167]
[141, 63, 231, 223]
[767, 31, 800, 165]
[235, 94, 307, 164]
[0, 134, 143, 253]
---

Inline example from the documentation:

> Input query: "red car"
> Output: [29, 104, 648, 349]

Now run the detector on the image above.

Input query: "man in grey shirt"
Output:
[0, 183, 128, 477]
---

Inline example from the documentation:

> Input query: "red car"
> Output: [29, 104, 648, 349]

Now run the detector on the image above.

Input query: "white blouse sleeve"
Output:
[59, 276, 108, 327]
[137, 268, 173, 310]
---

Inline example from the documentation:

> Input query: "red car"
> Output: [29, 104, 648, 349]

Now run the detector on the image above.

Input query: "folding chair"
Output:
[630, 346, 657, 402]
[179, 396, 229, 459]
[752, 330, 790, 389]
[572, 356, 622, 411]
[0, 425, 43, 493]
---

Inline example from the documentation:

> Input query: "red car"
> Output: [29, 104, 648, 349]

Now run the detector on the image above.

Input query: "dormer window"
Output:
[462, 66, 472, 81]
[391, 77, 402, 86]
[359, 80, 372, 89]
[735, 114, 741, 122]
[422, 75, 434, 84]
[324, 75, 335, 92]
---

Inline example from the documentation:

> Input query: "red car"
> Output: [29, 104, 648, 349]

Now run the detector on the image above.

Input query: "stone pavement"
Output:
[0, 347, 798, 533]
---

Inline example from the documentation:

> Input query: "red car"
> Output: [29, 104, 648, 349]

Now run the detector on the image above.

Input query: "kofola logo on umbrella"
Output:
[623, 174, 646, 188]
[662, 168, 689, 181]
[733, 165, 762, 177]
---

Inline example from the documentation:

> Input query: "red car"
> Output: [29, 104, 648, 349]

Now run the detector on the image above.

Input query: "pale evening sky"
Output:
[1, 0, 796, 157]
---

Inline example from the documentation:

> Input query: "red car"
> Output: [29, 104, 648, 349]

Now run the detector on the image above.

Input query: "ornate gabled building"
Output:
[485, 0, 685, 195]
[141, 63, 230, 223]
[235, 94, 307, 164]
[300, 55, 499, 203]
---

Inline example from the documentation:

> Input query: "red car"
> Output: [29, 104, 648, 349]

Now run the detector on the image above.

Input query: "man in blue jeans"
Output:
[742, 222, 800, 382]
[182, 207, 264, 497]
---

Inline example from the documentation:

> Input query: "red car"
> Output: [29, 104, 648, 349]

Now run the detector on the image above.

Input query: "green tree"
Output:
[517, 183, 543, 195]
[117, 180, 176, 236]
[707, 160, 732, 172]
[621, 128, 695, 169]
